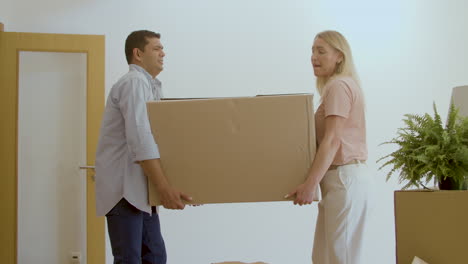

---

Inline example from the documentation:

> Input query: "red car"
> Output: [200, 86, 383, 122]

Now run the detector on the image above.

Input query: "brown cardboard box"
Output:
[146, 94, 317, 205]
[394, 190, 468, 264]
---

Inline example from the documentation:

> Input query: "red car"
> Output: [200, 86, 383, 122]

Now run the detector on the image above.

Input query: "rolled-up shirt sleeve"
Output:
[119, 77, 160, 162]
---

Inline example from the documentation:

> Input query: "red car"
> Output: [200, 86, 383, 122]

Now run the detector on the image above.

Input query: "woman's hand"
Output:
[285, 181, 317, 205]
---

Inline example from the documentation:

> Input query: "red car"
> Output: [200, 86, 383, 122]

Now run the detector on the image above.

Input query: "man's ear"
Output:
[132, 48, 142, 62]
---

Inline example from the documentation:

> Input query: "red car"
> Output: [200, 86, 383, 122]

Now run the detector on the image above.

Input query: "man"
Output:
[95, 30, 192, 264]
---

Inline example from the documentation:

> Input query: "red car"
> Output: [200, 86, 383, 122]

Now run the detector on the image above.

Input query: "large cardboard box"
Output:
[394, 190, 468, 264]
[146, 94, 317, 205]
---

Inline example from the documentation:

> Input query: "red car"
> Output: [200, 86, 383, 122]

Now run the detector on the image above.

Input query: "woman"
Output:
[286, 30, 373, 263]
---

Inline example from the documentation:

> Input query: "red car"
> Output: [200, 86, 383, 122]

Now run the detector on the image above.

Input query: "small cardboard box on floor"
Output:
[394, 190, 468, 264]
[146, 94, 317, 205]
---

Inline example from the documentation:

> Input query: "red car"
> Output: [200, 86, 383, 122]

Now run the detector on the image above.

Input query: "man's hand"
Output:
[139, 158, 194, 209]
[157, 186, 192, 210]
[285, 181, 317, 206]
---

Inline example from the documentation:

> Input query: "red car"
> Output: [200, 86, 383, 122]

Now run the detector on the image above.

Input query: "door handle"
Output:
[79, 166, 95, 169]
[79, 165, 95, 181]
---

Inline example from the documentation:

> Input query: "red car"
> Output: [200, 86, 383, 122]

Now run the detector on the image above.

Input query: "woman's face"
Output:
[311, 37, 343, 78]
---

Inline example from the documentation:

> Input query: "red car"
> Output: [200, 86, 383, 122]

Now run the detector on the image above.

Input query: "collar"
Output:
[129, 64, 161, 85]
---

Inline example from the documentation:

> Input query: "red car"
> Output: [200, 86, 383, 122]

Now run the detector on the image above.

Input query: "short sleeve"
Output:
[323, 80, 354, 118]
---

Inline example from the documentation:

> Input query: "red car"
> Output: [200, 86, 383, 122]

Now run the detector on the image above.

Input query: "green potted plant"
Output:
[378, 103, 468, 190]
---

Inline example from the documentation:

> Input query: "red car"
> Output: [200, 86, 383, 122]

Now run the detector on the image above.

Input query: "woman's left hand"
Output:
[285, 182, 317, 206]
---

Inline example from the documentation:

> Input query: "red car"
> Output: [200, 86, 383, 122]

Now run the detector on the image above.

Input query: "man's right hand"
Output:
[157, 186, 192, 210]
[139, 158, 193, 209]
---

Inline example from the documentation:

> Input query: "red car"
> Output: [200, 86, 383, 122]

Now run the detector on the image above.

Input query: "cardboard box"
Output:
[394, 190, 468, 264]
[146, 94, 317, 205]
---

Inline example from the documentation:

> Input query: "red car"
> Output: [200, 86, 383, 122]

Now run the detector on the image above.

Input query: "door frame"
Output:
[0, 30, 105, 264]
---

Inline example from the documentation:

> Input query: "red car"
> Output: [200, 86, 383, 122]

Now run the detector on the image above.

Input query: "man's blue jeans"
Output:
[106, 198, 167, 264]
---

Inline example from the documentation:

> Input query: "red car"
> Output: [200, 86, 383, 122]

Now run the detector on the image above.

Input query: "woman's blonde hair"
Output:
[315, 30, 360, 96]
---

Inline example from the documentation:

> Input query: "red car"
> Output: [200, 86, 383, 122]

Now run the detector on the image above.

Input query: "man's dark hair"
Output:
[125, 30, 161, 64]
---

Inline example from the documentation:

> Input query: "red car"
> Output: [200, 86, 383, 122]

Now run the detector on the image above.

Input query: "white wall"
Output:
[3, 0, 468, 263]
